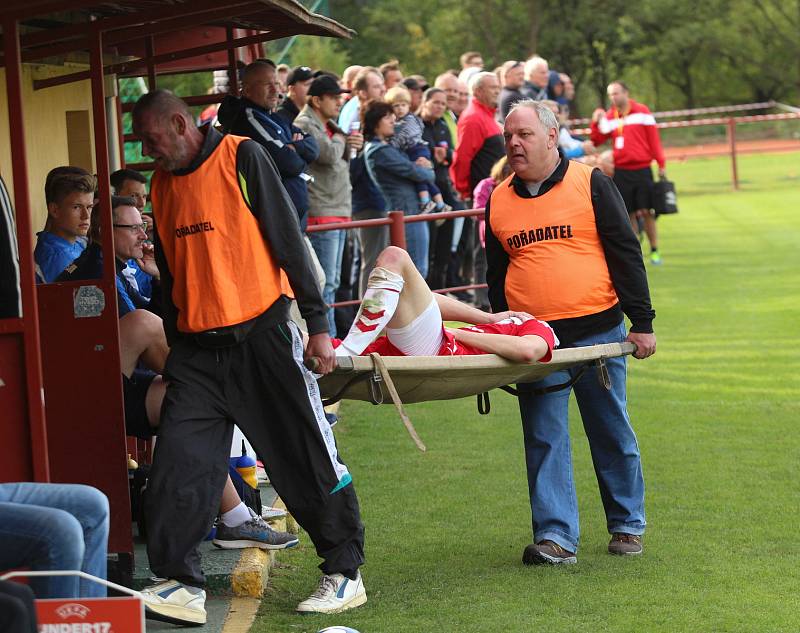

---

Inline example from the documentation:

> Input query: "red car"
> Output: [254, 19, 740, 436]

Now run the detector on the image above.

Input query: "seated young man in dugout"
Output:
[329, 246, 557, 361]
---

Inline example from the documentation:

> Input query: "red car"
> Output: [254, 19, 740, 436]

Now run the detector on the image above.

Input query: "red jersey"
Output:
[332, 317, 556, 362]
[589, 99, 665, 171]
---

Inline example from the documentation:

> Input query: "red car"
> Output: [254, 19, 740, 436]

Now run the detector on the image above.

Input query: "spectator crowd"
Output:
[192, 51, 631, 332]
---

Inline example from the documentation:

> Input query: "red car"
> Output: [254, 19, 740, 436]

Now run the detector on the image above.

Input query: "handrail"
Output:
[306, 207, 488, 307]
[571, 111, 800, 136]
[567, 100, 779, 126]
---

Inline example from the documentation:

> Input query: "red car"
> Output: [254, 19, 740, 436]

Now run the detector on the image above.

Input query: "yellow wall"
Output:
[0, 62, 96, 249]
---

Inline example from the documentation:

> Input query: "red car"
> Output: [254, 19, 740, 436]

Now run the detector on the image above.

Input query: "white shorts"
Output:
[385, 298, 444, 356]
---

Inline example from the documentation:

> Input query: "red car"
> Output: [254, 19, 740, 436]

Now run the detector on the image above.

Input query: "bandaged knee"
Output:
[336, 267, 404, 356]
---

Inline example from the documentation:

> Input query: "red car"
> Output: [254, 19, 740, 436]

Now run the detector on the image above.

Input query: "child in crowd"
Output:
[472, 155, 512, 250]
[385, 86, 452, 214]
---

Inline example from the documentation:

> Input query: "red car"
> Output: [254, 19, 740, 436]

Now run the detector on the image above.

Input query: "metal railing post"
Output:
[727, 117, 739, 190]
[388, 210, 407, 249]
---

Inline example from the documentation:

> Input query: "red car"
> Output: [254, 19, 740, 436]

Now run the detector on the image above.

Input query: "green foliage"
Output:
[252, 151, 800, 632]
[268, 35, 350, 73]
[325, 0, 799, 111]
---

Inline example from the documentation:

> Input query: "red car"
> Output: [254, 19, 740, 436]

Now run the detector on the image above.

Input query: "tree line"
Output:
[289, 0, 800, 115]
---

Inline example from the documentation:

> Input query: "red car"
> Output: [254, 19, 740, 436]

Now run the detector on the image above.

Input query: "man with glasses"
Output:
[111, 168, 154, 299]
[34, 166, 96, 282]
[58, 196, 158, 317]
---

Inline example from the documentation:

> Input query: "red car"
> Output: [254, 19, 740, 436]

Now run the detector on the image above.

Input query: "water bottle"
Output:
[233, 440, 258, 489]
[349, 121, 361, 159]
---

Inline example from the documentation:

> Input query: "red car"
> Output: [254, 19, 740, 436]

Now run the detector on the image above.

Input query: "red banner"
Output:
[35, 597, 144, 633]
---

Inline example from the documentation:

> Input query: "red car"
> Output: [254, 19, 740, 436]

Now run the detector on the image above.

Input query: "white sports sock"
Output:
[220, 502, 251, 527]
[336, 267, 404, 356]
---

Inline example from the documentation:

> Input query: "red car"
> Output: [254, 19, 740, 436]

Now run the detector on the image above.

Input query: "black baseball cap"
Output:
[286, 65, 314, 85]
[403, 77, 422, 91]
[308, 74, 350, 97]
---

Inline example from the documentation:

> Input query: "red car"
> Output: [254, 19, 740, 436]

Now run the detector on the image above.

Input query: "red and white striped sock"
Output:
[336, 267, 404, 356]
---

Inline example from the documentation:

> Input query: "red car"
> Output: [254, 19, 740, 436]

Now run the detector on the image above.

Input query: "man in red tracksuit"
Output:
[590, 81, 666, 265]
[450, 71, 504, 308]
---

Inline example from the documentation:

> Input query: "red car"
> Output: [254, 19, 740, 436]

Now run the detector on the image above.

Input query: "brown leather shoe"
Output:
[522, 540, 577, 565]
[608, 533, 643, 556]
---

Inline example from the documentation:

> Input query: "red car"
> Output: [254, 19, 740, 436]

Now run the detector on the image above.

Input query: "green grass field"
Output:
[254, 152, 800, 633]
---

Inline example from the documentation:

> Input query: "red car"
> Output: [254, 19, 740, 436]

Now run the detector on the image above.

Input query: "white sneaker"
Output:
[141, 578, 207, 625]
[296, 572, 367, 614]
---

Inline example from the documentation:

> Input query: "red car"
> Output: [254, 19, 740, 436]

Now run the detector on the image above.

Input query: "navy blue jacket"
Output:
[364, 140, 434, 214]
[350, 153, 386, 214]
[218, 95, 319, 230]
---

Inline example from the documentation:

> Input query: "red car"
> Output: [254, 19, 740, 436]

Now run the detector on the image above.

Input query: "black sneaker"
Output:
[212, 508, 299, 550]
[522, 540, 577, 565]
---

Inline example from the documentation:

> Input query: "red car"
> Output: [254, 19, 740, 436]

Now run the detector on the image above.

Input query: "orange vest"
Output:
[150, 135, 282, 333]
[489, 161, 618, 321]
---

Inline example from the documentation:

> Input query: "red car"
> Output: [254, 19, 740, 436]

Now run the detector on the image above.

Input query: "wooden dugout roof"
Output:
[0, 0, 353, 85]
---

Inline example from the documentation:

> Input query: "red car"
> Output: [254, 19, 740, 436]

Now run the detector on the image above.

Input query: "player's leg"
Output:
[336, 246, 436, 356]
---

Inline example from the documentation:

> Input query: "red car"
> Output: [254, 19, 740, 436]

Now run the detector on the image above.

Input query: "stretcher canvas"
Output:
[319, 342, 635, 404]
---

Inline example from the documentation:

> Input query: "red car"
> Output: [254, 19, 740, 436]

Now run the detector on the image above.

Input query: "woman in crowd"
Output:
[363, 100, 435, 278]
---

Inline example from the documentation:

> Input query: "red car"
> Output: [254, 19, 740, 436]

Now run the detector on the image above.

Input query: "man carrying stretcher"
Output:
[326, 245, 557, 363]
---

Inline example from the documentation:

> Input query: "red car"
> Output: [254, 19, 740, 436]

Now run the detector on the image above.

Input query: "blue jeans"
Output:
[0, 483, 109, 598]
[404, 209, 429, 279]
[517, 322, 645, 552]
[308, 228, 346, 336]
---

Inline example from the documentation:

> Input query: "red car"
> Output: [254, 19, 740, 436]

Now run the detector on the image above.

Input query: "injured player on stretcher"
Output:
[323, 246, 558, 363]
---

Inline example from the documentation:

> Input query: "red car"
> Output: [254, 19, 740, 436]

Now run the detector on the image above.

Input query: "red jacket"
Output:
[451, 100, 503, 198]
[590, 99, 665, 170]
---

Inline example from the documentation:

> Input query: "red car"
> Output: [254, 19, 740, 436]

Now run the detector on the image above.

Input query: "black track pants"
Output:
[145, 305, 364, 586]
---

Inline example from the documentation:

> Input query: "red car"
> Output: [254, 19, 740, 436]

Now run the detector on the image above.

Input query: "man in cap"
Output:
[275, 64, 315, 125]
[402, 77, 425, 113]
[295, 75, 364, 335]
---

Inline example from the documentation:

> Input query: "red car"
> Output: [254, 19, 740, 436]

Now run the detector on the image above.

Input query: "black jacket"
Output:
[499, 87, 525, 121]
[274, 98, 300, 126]
[217, 95, 319, 230]
[485, 152, 655, 346]
[421, 117, 462, 208]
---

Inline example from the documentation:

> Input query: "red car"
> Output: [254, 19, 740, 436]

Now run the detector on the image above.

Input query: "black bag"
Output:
[653, 178, 678, 215]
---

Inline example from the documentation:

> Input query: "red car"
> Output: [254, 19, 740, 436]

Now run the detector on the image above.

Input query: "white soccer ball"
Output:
[318, 627, 361, 633]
